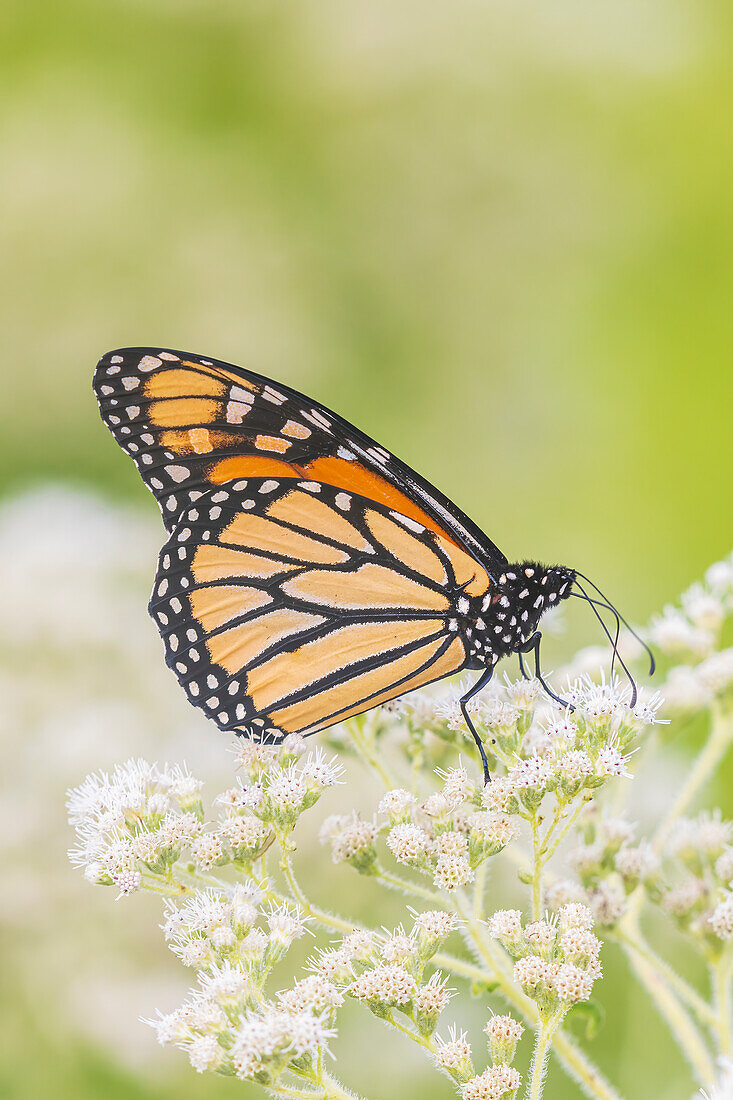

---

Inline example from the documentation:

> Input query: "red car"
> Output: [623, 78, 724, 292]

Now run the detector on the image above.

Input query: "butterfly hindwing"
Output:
[148, 478, 491, 740]
[93, 347, 508, 575]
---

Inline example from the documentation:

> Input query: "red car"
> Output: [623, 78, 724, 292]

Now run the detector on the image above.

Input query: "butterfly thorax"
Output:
[461, 560, 576, 667]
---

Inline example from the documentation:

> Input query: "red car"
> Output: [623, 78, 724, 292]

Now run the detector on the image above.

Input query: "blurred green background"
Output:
[1, 2, 732, 1098]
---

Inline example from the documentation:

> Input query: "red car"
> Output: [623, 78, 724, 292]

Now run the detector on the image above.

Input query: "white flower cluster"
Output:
[650, 553, 733, 664]
[433, 1012, 524, 1097]
[148, 972, 335, 1081]
[539, 811, 665, 929]
[469, 675, 661, 819]
[488, 904, 602, 1012]
[645, 552, 733, 714]
[656, 813, 733, 942]
[304, 910, 460, 1040]
[67, 758, 206, 896]
[162, 885, 309, 973]
[68, 744, 343, 897]
[319, 765, 519, 889]
[147, 880, 332, 1083]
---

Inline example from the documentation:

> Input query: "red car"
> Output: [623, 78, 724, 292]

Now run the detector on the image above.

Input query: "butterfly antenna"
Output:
[569, 589, 622, 675]
[575, 571, 655, 675]
[572, 583, 638, 707]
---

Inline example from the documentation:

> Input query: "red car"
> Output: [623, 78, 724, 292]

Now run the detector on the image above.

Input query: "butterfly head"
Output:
[488, 561, 576, 655]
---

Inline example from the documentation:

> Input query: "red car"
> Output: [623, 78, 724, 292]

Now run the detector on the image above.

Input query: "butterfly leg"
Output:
[517, 651, 530, 680]
[522, 632, 574, 712]
[460, 666, 495, 785]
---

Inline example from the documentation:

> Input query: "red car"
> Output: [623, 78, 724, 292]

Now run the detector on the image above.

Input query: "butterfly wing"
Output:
[148, 478, 491, 739]
[93, 347, 508, 577]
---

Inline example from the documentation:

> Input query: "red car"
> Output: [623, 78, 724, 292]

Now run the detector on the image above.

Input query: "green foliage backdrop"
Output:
[1, 2, 731, 1098]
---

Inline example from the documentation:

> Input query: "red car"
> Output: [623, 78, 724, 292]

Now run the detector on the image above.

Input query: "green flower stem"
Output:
[384, 1011, 428, 1045]
[540, 795, 593, 866]
[530, 814, 543, 920]
[269, 1083, 320, 1099]
[614, 926, 716, 1029]
[710, 947, 733, 1056]
[376, 868, 447, 906]
[141, 874, 188, 896]
[278, 852, 365, 937]
[621, 928, 715, 1086]
[347, 715, 399, 790]
[527, 1008, 565, 1100]
[551, 1032, 624, 1100]
[527, 796, 592, 920]
[319, 1069, 368, 1100]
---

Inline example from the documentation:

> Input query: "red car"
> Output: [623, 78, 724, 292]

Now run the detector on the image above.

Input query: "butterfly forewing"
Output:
[148, 478, 489, 740]
[93, 347, 508, 575]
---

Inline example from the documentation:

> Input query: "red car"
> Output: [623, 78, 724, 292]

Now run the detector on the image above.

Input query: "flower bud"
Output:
[484, 1014, 524, 1065]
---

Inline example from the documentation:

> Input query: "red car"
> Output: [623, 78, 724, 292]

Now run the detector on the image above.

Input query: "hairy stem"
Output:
[319, 1069, 368, 1100]
[473, 859, 488, 920]
[530, 815, 543, 920]
[269, 1082, 321, 1099]
[348, 716, 399, 790]
[541, 796, 593, 866]
[278, 852, 362, 936]
[376, 868, 447, 906]
[527, 1009, 565, 1100]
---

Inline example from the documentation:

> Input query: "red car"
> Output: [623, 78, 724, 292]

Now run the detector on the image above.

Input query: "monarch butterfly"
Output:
[94, 347, 652, 782]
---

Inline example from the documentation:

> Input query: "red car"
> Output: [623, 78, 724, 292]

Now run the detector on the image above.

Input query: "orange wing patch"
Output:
[436, 533, 490, 597]
[144, 369, 227, 399]
[271, 635, 465, 734]
[191, 544, 300, 584]
[364, 508, 448, 585]
[208, 455, 464, 550]
[254, 434, 291, 454]
[208, 609, 326, 675]
[188, 585, 272, 632]
[281, 562, 449, 612]
[246, 618, 444, 714]
[209, 456, 295, 483]
[267, 489, 372, 552]
[148, 397, 221, 428]
[220, 513, 350, 565]
[300, 457, 460, 546]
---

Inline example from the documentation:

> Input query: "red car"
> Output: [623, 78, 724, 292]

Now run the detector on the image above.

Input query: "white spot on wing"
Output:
[138, 355, 161, 372]
[166, 465, 190, 483]
[230, 386, 254, 404]
[390, 512, 425, 534]
[263, 386, 286, 404]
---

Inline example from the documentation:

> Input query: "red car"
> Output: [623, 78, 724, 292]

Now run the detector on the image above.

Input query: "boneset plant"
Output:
[67, 552, 733, 1100]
